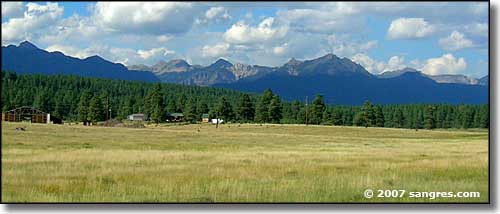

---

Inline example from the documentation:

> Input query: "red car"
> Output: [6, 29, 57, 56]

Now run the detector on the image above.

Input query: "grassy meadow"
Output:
[1, 122, 488, 203]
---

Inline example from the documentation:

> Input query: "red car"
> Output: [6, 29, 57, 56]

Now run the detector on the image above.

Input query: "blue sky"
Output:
[1, 2, 489, 77]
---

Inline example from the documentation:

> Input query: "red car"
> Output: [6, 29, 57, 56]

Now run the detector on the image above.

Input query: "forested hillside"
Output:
[1, 71, 488, 129]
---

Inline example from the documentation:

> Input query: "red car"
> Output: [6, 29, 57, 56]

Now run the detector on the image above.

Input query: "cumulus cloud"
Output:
[138, 47, 175, 60]
[463, 23, 487, 36]
[46, 44, 92, 59]
[47, 44, 176, 66]
[196, 6, 231, 25]
[352, 53, 468, 76]
[421, 54, 467, 75]
[1, 2, 24, 19]
[201, 43, 230, 58]
[327, 34, 378, 57]
[92, 2, 196, 35]
[223, 17, 288, 44]
[1, 2, 486, 72]
[352, 53, 406, 74]
[273, 43, 288, 56]
[439, 31, 475, 51]
[276, 8, 362, 34]
[2, 2, 63, 43]
[387, 18, 435, 40]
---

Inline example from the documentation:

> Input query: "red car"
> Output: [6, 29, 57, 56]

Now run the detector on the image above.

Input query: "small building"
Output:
[127, 113, 145, 121]
[166, 113, 184, 122]
[201, 113, 209, 123]
[211, 118, 224, 124]
[2, 106, 62, 124]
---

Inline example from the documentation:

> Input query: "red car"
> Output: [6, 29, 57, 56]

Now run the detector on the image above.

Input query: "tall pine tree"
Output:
[268, 95, 282, 123]
[235, 94, 255, 123]
[255, 89, 274, 123]
[310, 94, 326, 125]
[424, 105, 436, 129]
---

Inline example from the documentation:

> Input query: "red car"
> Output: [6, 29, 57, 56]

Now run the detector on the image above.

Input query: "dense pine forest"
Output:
[1, 71, 489, 129]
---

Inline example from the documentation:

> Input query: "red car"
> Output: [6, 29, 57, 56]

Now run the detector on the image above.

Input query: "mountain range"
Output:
[1, 41, 159, 82]
[1, 41, 488, 105]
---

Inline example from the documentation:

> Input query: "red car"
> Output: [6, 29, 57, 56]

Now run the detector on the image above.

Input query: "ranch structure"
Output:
[2, 106, 62, 124]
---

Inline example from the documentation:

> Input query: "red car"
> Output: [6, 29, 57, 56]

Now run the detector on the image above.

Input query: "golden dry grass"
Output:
[1, 122, 488, 203]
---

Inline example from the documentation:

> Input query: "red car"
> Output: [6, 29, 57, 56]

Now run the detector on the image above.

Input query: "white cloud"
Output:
[2, 2, 63, 44]
[46, 44, 176, 66]
[156, 35, 172, 43]
[385, 56, 407, 72]
[387, 18, 435, 40]
[327, 35, 378, 57]
[352, 53, 406, 74]
[201, 43, 230, 58]
[223, 17, 288, 44]
[138, 47, 175, 60]
[46, 44, 92, 59]
[421, 54, 467, 75]
[353, 53, 468, 76]
[273, 43, 288, 56]
[275, 3, 364, 34]
[92, 2, 196, 35]
[195, 6, 231, 25]
[351, 53, 383, 73]
[1, 2, 24, 19]
[463, 23, 488, 37]
[439, 31, 475, 51]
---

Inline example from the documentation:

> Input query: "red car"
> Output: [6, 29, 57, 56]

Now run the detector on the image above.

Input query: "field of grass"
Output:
[1, 122, 488, 203]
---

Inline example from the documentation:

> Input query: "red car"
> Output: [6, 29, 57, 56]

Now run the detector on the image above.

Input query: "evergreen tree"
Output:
[33, 92, 51, 112]
[268, 95, 282, 123]
[215, 96, 234, 122]
[0, 71, 489, 130]
[77, 91, 92, 125]
[197, 101, 209, 115]
[255, 89, 274, 123]
[322, 108, 333, 125]
[166, 98, 178, 113]
[393, 108, 405, 128]
[118, 97, 133, 119]
[290, 100, 302, 122]
[184, 98, 199, 123]
[310, 94, 326, 125]
[424, 105, 436, 129]
[88, 96, 103, 124]
[374, 106, 385, 127]
[353, 111, 365, 126]
[342, 108, 354, 126]
[235, 94, 255, 123]
[332, 109, 343, 126]
[413, 110, 423, 130]
[361, 101, 375, 127]
[151, 104, 164, 124]
[177, 93, 187, 112]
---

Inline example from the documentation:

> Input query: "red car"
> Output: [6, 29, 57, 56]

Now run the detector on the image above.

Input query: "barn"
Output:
[127, 113, 146, 121]
[166, 113, 184, 122]
[2, 106, 63, 124]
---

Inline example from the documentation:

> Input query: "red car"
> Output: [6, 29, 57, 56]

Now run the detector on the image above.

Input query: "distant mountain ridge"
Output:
[126, 51, 485, 105]
[378, 68, 486, 86]
[211, 56, 487, 105]
[2, 41, 159, 82]
[2, 41, 488, 105]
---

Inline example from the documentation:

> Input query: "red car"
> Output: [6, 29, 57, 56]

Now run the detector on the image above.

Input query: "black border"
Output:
[0, 0, 493, 206]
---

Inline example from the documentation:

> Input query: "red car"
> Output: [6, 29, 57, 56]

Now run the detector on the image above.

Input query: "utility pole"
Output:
[305, 96, 308, 126]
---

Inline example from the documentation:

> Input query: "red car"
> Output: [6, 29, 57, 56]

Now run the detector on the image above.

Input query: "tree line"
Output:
[1, 71, 489, 129]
